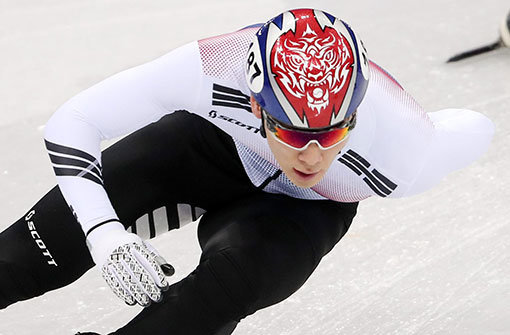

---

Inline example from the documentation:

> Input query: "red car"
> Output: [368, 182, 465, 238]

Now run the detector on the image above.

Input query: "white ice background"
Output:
[0, 0, 509, 334]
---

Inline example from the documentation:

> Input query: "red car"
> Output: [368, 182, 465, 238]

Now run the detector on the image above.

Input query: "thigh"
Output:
[199, 192, 358, 263]
[197, 192, 358, 311]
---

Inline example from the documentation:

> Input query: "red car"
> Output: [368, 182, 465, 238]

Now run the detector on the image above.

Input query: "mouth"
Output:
[293, 168, 320, 180]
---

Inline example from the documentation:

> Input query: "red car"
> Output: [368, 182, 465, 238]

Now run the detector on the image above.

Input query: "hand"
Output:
[86, 221, 174, 306]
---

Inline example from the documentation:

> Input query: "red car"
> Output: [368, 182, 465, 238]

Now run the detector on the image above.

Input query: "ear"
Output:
[250, 95, 262, 119]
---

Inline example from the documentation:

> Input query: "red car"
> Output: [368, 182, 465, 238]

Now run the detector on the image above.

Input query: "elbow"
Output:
[44, 100, 84, 143]
[43, 109, 59, 142]
[430, 109, 495, 163]
[44, 100, 72, 141]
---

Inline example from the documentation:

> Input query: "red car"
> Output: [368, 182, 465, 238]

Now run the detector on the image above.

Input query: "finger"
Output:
[144, 242, 175, 277]
[109, 245, 152, 307]
[128, 257, 165, 303]
[107, 245, 139, 305]
[159, 262, 175, 277]
[120, 248, 161, 305]
[102, 262, 136, 306]
[134, 244, 169, 289]
[121, 262, 152, 307]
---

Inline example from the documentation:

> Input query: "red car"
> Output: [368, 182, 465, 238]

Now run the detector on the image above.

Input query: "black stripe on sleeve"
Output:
[49, 154, 103, 179]
[45, 140, 100, 168]
[213, 84, 250, 100]
[212, 92, 250, 106]
[212, 100, 252, 112]
[80, 173, 104, 186]
[52, 167, 104, 186]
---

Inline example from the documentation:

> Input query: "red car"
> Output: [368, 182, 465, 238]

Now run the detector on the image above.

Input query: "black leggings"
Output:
[0, 111, 357, 334]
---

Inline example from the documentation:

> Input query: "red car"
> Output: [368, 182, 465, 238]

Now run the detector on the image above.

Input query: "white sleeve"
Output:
[44, 41, 202, 234]
[405, 108, 495, 196]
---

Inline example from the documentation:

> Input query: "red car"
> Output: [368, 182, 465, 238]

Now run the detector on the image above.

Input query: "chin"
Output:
[293, 180, 320, 188]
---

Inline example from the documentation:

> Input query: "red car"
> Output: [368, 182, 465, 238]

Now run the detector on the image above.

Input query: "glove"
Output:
[86, 221, 174, 306]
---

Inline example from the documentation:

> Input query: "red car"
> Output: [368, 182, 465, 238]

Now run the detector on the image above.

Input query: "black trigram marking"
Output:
[257, 170, 282, 190]
[338, 149, 398, 197]
[212, 83, 251, 113]
[45, 140, 103, 186]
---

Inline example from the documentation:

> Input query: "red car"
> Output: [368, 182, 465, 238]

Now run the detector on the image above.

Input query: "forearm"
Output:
[44, 103, 119, 234]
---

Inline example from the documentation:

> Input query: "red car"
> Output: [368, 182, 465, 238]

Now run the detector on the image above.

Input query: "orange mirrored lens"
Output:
[274, 126, 349, 149]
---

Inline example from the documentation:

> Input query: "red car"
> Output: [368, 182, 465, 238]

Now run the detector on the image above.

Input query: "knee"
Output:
[199, 226, 317, 318]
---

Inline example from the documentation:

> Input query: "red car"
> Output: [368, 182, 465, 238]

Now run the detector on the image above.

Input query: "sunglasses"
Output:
[263, 111, 353, 151]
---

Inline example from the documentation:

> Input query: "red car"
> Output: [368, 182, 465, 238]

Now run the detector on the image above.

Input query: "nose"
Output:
[298, 142, 323, 167]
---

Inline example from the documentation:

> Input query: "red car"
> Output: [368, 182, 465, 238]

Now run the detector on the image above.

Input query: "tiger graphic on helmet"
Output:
[247, 8, 369, 129]
[271, 12, 354, 128]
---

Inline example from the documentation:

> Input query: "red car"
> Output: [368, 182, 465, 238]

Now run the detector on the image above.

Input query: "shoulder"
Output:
[366, 61, 425, 116]
[351, 61, 435, 149]
[197, 25, 260, 86]
[362, 61, 433, 135]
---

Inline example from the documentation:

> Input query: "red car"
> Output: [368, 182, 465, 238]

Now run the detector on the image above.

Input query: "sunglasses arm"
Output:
[259, 113, 267, 138]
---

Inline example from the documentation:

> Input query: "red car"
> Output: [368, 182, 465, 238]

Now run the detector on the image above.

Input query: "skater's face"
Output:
[251, 96, 349, 188]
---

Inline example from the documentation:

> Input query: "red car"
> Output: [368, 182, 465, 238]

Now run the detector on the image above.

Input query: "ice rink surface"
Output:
[1, 1, 509, 334]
